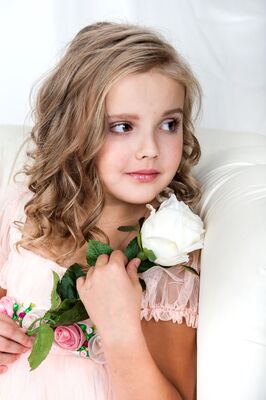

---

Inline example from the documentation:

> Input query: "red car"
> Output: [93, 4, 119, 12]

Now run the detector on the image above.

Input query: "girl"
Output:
[0, 21, 202, 400]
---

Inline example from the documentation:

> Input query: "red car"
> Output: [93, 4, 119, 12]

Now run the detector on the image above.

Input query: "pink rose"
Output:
[54, 324, 85, 351]
[87, 334, 106, 364]
[0, 296, 16, 318]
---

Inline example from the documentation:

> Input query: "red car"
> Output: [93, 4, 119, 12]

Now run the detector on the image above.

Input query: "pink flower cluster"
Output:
[0, 296, 106, 364]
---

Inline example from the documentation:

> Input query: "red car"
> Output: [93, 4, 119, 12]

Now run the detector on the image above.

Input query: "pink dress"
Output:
[0, 183, 200, 400]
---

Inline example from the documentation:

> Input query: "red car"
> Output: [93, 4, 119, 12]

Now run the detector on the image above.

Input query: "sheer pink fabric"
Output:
[140, 250, 200, 328]
[0, 183, 200, 399]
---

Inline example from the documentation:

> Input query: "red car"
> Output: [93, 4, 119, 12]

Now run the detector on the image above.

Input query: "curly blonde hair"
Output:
[17, 21, 202, 264]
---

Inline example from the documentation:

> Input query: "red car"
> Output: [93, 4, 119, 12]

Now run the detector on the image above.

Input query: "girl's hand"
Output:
[0, 313, 34, 374]
[76, 250, 142, 346]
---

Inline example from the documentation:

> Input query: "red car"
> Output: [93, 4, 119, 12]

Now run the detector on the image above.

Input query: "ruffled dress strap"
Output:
[140, 250, 200, 328]
[0, 182, 32, 289]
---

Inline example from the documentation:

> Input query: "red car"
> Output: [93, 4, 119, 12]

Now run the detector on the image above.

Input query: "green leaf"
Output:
[136, 251, 147, 261]
[124, 237, 139, 261]
[137, 259, 155, 273]
[86, 240, 113, 266]
[117, 224, 138, 232]
[139, 278, 146, 291]
[137, 232, 142, 250]
[50, 271, 61, 310]
[28, 324, 54, 371]
[138, 217, 145, 229]
[26, 317, 43, 336]
[181, 265, 200, 277]
[143, 248, 156, 262]
[44, 299, 89, 326]
[58, 263, 85, 301]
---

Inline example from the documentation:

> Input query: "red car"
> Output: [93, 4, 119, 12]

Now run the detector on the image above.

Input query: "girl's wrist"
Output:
[101, 323, 145, 352]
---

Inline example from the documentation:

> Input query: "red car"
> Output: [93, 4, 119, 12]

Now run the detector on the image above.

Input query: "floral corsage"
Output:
[0, 193, 205, 371]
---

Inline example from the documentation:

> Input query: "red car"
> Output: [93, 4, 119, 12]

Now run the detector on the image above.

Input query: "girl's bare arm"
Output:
[103, 320, 196, 400]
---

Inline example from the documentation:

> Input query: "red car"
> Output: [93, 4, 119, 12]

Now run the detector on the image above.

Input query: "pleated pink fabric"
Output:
[0, 183, 200, 400]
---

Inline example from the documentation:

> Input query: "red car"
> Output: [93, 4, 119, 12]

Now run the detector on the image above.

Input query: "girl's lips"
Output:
[126, 173, 159, 182]
[127, 169, 159, 174]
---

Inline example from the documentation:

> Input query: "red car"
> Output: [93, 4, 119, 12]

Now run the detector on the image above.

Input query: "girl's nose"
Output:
[135, 132, 159, 160]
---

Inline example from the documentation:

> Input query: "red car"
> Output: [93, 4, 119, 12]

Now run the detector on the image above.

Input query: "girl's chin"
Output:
[103, 181, 169, 205]
[116, 192, 161, 206]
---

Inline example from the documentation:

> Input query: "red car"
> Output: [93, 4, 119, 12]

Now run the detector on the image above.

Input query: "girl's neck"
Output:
[96, 198, 160, 251]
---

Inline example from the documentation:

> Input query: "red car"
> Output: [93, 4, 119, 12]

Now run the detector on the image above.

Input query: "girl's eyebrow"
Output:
[107, 107, 183, 120]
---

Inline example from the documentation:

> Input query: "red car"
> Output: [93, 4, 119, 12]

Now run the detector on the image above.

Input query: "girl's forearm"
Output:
[103, 332, 183, 400]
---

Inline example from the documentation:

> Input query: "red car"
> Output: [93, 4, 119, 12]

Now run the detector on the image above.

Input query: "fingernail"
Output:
[134, 258, 141, 268]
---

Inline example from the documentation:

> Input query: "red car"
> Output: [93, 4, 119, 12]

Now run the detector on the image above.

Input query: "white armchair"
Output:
[0, 125, 266, 399]
[194, 129, 266, 400]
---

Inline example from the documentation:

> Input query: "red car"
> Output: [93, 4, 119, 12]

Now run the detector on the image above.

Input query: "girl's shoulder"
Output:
[0, 181, 31, 212]
[0, 181, 32, 250]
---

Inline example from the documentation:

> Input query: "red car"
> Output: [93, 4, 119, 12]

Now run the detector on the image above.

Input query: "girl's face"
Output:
[96, 70, 184, 206]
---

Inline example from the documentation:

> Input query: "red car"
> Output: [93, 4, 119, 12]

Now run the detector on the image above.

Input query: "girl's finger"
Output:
[126, 258, 141, 286]
[95, 253, 109, 267]
[0, 337, 29, 354]
[0, 318, 33, 349]
[0, 352, 20, 365]
[109, 249, 128, 267]
[0, 365, 8, 374]
[76, 276, 86, 291]
[76, 266, 94, 291]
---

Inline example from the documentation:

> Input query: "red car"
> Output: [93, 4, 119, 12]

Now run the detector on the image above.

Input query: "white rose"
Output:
[87, 334, 106, 364]
[21, 308, 47, 331]
[141, 194, 205, 266]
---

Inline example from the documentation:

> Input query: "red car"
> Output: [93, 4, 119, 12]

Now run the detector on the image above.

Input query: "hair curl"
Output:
[17, 21, 202, 264]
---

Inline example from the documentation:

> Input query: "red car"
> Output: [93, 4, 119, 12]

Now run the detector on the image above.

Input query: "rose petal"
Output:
[87, 334, 106, 364]
[54, 324, 85, 351]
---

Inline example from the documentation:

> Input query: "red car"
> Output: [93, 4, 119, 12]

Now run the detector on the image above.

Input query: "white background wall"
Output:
[0, 0, 265, 135]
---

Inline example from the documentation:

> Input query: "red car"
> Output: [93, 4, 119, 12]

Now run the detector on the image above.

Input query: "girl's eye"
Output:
[160, 118, 180, 132]
[109, 118, 180, 134]
[109, 122, 132, 134]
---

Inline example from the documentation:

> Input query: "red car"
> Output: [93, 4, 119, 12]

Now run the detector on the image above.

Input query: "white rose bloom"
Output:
[141, 194, 205, 266]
